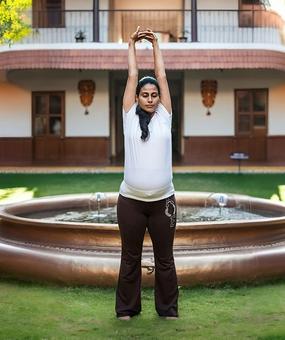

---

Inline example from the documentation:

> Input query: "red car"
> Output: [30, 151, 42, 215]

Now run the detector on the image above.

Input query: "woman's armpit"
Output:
[123, 103, 137, 115]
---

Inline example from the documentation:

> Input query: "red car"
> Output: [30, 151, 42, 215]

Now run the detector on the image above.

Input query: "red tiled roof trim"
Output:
[1, 49, 285, 71]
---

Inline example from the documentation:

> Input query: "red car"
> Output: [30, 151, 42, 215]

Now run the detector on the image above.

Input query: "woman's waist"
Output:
[119, 180, 174, 201]
[124, 168, 172, 190]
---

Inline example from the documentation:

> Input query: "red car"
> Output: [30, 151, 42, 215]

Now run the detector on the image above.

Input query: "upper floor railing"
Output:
[20, 9, 285, 45]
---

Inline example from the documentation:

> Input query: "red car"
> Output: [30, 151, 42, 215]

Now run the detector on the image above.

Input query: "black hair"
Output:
[135, 76, 160, 96]
[135, 76, 160, 141]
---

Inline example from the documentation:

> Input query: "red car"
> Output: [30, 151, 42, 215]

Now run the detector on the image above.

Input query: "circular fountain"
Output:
[1, 191, 285, 286]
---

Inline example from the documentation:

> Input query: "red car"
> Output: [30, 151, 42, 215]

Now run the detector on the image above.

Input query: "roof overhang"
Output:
[1, 43, 285, 71]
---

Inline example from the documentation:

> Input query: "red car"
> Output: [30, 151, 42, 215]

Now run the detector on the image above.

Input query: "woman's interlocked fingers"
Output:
[131, 26, 158, 44]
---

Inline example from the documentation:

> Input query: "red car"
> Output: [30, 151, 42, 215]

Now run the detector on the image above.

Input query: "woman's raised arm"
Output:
[123, 27, 140, 113]
[142, 29, 172, 114]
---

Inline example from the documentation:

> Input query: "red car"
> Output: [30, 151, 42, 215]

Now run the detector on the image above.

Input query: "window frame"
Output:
[32, 91, 65, 138]
[32, 0, 65, 28]
[238, 0, 264, 27]
[235, 88, 268, 137]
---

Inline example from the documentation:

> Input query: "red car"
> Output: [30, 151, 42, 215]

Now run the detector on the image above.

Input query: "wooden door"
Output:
[235, 89, 268, 161]
[32, 92, 65, 162]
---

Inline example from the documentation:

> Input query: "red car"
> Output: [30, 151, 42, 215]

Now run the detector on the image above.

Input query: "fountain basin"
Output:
[1, 192, 285, 286]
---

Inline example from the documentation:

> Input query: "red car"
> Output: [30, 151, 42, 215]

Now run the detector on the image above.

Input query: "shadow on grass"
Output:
[2, 274, 285, 291]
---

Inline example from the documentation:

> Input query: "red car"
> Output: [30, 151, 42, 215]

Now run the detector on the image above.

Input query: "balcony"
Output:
[20, 9, 285, 45]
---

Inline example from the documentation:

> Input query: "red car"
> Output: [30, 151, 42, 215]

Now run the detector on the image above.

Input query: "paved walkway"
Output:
[0, 165, 285, 173]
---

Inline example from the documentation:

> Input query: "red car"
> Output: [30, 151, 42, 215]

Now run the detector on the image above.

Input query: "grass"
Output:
[0, 172, 285, 199]
[1, 279, 285, 340]
[1, 172, 285, 339]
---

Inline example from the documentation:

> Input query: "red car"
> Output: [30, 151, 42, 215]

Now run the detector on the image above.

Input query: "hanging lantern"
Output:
[201, 80, 218, 115]
[78, 80, 96, 115]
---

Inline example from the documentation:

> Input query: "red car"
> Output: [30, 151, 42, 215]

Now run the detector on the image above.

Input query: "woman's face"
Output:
[137, 83, 160, 114]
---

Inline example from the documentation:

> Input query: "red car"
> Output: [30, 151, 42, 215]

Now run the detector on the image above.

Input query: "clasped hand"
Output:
[130, 26, 158, 45]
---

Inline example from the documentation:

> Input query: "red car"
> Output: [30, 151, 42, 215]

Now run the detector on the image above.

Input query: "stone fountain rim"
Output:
[1, 191, 285, 231]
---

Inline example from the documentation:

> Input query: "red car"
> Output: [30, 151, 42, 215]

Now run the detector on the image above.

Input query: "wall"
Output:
[198, 0, 237, 10]
[4, 70, 109, 137]
[184, 70, 234, 136]
[184, 69, 285, 137]
[65, 0, 92, 10]
[113, 0, 182, 10]
[65, 0, 110, 10]
[184, 0, 238, 10]
[0, 82, 31, 137]
[269, 81, 285, 135]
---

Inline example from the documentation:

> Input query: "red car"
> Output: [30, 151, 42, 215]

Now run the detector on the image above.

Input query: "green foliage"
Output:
[0, 187, 34, 204]
[0, 0, 32, 45]
[278, 185, 285, 201]
[270, 185, 285, 202]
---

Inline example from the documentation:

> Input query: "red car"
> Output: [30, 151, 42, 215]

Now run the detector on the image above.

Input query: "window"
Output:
[33, 0, 65, 28]
[242, 0, 261, 4]
[32, 92, 65, 137]
[239, 0, 264, 27]
[235, 89, 268, 136]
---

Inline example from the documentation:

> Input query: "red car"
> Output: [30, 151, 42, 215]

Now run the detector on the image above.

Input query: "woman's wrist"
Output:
[152, 37, 159, 48]
[152, 41, 159, 51]
[129, 39, 136, 46]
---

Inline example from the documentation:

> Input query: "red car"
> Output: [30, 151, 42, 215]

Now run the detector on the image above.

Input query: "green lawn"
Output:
[1, 172, 285, 339]
[1, 279, 285, 339]
[0, 172, 285, 199]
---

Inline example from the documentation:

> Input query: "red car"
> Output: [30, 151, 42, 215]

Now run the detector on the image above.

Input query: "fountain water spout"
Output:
[89, 192, 107, 222]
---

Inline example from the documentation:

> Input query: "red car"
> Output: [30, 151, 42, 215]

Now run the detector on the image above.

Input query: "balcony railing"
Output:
[20, 9, 285, 45]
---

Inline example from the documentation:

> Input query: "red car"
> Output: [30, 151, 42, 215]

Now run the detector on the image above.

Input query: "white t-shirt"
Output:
[119, 102, 175, 201]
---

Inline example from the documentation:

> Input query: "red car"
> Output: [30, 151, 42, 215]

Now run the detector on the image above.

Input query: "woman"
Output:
[116, 27, 178, 320]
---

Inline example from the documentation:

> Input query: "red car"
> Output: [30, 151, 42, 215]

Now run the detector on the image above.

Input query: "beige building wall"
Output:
[184, 69, 285, 137]
[1, 70, 109, 137]
[66, 0, 92, 10]
[0, 81, 31, 137]
[113, 0, 182, 9]
[184, 70, 234, 137]
[195, 0, 238, 10]
[269, 81, 285, 135]
[65, 70, 109, 137]
[65, 0, 109, 10]
[1, 68, 284, 139]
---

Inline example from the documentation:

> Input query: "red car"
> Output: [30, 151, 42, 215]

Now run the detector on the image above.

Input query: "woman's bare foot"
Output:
[117, 315, 131, 321]
[160, 316, 178, 320]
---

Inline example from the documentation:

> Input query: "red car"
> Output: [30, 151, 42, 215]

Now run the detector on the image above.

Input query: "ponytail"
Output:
[136, 105, 151, 141]
[135, 76, 160, 142]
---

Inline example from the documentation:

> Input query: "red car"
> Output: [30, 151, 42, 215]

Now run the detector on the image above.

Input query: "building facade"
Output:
[0, 0, 285, 165]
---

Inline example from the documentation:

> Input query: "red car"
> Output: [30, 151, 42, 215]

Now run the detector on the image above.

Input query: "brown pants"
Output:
[115, 194, 178, 317]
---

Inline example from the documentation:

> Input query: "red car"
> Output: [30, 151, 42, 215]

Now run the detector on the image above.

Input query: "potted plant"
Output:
[178, 30, 189, 42]
[75, 30, 86, 43]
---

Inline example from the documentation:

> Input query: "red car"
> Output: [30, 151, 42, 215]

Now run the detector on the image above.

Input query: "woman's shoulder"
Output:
[157, 103, 172, 118]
